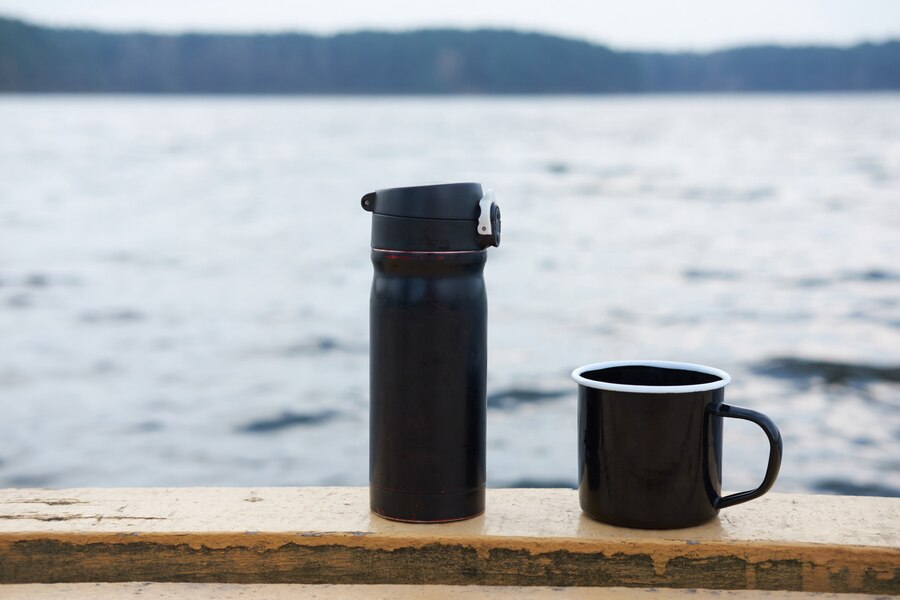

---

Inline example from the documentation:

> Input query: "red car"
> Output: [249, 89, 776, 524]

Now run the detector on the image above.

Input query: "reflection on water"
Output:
[752, 357, 900, 385]
[0, 95, 898, 495]
[236, 410, 341, 434]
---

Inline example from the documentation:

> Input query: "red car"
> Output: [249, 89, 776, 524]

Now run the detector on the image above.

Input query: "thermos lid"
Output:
[362, 182, 501, 251]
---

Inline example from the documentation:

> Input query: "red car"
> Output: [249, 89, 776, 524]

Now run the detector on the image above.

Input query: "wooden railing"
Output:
[1, 488, 897, 596]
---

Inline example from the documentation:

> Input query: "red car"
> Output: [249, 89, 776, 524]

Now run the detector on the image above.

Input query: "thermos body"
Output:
[369, 250, 487, 521]
[362, 182, 500, 523]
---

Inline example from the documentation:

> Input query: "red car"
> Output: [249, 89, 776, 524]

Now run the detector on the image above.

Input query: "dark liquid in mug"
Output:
[581, 365, 721, 387]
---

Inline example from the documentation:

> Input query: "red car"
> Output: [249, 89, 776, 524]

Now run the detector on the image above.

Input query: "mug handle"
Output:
[710, 403, 783, 510]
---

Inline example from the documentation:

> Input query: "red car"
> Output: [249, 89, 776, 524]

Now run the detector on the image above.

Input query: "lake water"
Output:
[0, 95, 898, 496]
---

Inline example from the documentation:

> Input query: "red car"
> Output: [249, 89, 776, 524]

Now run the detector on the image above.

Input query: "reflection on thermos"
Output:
[362, 182, 501, 522]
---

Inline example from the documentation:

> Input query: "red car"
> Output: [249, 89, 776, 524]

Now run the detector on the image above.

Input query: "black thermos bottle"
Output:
[361, 182, 501, 522]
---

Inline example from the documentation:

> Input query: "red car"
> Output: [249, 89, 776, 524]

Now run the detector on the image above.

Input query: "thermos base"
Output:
[370, 485, 485, 523]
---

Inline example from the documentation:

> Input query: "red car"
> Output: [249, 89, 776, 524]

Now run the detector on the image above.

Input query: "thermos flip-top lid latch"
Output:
[478, 189, 501, 248]
[478, 190, 494, 236]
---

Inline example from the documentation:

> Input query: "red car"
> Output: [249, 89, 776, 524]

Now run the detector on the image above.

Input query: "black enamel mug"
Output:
[572, 360, 782, 529]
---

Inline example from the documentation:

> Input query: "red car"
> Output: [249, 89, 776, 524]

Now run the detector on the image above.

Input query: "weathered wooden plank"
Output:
[0, 488, 897, 594]
[0, 583, 893, 599]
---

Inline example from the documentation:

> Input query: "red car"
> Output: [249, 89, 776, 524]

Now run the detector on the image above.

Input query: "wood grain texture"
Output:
[0, 488, 897, 594]
[0, 583, 895, 599]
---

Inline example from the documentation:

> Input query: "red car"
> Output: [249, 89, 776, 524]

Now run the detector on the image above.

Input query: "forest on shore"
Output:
[1, 15, 898, 93]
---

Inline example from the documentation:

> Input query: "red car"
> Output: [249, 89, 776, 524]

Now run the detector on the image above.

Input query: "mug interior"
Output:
[583, 365, 721, 387]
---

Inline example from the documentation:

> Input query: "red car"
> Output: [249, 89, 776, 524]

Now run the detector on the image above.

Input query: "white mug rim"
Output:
[571, 360, 731, 394]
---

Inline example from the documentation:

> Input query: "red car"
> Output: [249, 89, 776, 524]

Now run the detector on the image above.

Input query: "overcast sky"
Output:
[1, 0, 898, 51]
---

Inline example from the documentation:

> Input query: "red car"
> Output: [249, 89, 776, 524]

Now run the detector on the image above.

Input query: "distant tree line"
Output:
[1, 16, 898, 93]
